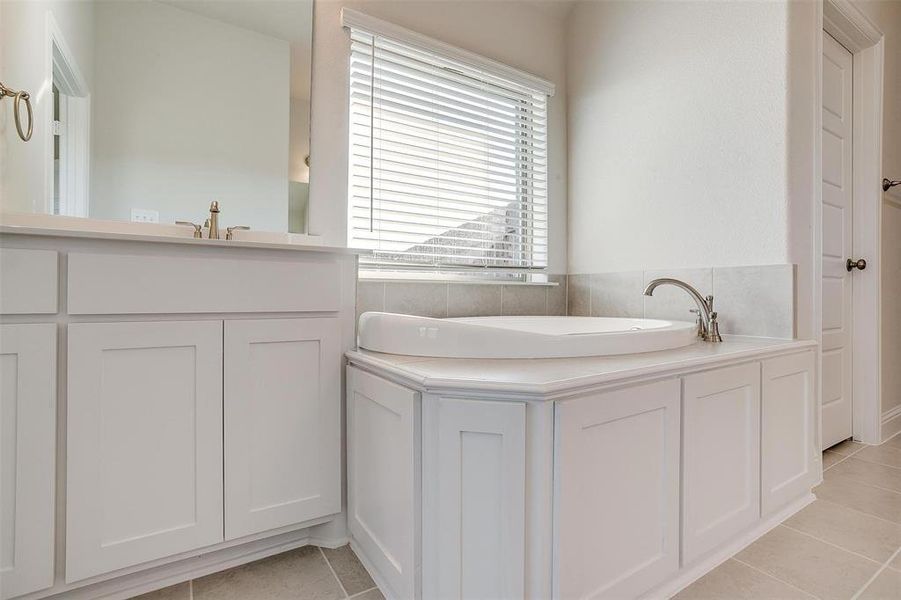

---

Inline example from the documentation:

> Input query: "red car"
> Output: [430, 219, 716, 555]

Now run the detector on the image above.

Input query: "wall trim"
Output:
[882, 405, 901, 441]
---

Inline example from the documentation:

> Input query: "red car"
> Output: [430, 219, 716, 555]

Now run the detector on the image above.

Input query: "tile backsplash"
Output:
[357, 264, 795, 339]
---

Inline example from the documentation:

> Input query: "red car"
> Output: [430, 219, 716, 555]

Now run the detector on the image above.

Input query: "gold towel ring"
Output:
[0, 80, 34, 142]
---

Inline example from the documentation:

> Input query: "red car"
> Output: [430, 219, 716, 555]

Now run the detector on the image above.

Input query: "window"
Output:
[345, 10, 553, 277]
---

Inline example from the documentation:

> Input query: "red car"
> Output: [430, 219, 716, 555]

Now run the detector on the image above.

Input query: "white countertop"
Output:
[347, 336, 817, 397]
[0, 212, 364, 255]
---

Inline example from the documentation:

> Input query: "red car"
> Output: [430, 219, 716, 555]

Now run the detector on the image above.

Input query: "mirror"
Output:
[0, 0, 313, 234]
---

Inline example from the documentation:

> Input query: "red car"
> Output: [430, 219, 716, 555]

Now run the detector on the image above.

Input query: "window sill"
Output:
[358, 271, 559, 287]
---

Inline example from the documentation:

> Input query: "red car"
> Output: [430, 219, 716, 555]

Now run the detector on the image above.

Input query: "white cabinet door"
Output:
[762, 352, 818, 516]
[67, 321, 223, 582]
[224, 318, 341, 540]
[556, 379, 680, 600]
[423, 397, 526, 600]
[1, 324, 56, 599]
[347, 367, 418, 600]
[682, 363, 760, 564]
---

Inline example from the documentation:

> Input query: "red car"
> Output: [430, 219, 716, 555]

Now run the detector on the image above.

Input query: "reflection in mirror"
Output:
[0, 0, 313, 234]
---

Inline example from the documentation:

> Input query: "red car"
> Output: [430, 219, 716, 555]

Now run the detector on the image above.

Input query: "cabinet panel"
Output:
[762, 352, 817, 515]
[682, 363, 760, 564]
[556, 379, 680, 600]
[423, 398, 525, 600]
[0, 324, 56, 599]
[67, 321, 223, 582]
[224, 318, 341, 540]
[0, 248, 58, 314]
[347, 367, 418, 600]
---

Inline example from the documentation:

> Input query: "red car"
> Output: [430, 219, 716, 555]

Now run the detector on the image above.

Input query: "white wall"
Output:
[565, 0, 792, 275]
[89, 1, 290, 231]
[308, 0, 569, 273]
[0, 0, 94, 214]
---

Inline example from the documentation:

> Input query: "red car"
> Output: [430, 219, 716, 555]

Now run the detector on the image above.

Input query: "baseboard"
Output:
[349, 538, 395, 600]
[639, 493, 816, 600]
[881, 405, 901, 441]
[26, 517, 345, 600]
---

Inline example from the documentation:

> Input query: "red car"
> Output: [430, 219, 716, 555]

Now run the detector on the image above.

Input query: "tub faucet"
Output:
[643, 278, 723, 342]
[207, 201, 220, 239]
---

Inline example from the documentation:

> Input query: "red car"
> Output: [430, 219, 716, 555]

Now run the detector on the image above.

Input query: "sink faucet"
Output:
[643, 278, 723, 342]
[207, 201, 220, 239]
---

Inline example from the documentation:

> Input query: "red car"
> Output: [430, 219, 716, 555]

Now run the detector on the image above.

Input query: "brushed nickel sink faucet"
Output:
[643, 278, 723, 342]
[175, 202, 249, 240]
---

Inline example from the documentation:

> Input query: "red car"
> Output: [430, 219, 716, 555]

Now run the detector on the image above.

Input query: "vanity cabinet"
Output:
[681, 363, 761, 564]
[224, 318, 341, 540]
[66, 321, 225, 582]
[1, 324, 56, 600]
[555, 379, 681, 600]
[761, 351, 818, 516]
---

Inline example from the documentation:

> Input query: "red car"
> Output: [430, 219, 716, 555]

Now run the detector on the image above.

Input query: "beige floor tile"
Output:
[828, 440, 866, 456]
[816, 472, 901, 524]
[783, 499, 901, 563]
[130, 582, 190, 600]
[890, 551, 901, 571]
[884, 434, 901, 449]
[823, 450, 845, 470]
[193, 546, 344, 600]
[855, 445, 901, 469]
[735, 525, 881, 600]
[673, 559, 814, 600]
[858, 567, 901, 600]
[320, 544, 376, 595]
[350, 587, 386, 600]
[828, 458, 901, 493]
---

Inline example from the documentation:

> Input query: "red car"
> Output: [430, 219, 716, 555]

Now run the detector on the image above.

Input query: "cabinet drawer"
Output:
[0, 248, 58, 314]
[67, 252, 340, 314]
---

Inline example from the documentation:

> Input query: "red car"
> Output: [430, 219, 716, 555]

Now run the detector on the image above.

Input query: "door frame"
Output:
[815, 0, 884, 444]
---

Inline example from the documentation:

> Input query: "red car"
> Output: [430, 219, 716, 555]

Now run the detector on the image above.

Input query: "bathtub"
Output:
[357, 312, 698, 358]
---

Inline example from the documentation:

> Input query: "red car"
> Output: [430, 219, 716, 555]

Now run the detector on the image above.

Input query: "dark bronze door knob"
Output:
[846, 258, 867, 271]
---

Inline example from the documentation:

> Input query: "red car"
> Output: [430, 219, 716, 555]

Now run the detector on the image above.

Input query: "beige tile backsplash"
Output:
[356, 265, 795, 339]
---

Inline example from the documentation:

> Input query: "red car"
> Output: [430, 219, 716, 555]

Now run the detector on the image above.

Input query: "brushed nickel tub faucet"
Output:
[643, 278, 723, 342]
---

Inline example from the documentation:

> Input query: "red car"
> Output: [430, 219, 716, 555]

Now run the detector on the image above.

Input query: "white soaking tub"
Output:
[357, 312, 698, 358]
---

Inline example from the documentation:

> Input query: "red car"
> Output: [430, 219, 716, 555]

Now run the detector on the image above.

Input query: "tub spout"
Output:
[643, 278, 723, 342]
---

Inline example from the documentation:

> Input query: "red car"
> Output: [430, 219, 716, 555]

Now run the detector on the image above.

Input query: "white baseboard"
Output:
[349, 538, 396, 600]
[881, 405, 901, 441]
[640, 493, 816, 600]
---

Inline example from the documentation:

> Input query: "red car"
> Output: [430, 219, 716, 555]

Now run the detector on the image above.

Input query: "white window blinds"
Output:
[345, 11, 552, 273]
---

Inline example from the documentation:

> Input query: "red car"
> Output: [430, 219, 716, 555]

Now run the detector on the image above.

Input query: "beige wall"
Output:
[308, 0, 569, 272]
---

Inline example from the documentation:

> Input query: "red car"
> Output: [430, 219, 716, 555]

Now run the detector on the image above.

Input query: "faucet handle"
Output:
[226, 225, 250, 240]
[209, 200, 220, 212]
[175, 220, 203, 239]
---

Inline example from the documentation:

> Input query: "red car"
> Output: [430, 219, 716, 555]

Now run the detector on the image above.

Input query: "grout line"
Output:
[319, 546, 350, 599]
[189, 579, 193, 600]
[730, 557, 821, 599]
[851, 545, 901, 600]
[348, 586, 379, 598]
[779, 523, 886, 566]
[812, 496, 901, 529]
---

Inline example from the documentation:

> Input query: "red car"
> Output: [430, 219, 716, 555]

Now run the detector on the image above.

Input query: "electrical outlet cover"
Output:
[131, 208, 160, 223]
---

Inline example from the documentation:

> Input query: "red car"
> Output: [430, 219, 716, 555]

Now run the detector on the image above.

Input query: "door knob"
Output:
[846, 258, 867, 271]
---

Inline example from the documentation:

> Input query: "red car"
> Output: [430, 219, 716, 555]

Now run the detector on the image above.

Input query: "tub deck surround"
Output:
[347, 336, 816, 397]
[346, 333, 819, 600]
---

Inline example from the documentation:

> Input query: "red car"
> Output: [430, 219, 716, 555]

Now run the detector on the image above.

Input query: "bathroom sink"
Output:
[357, 313, 698, 358]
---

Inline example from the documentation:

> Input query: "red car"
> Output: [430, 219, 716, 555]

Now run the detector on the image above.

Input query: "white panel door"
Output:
[556, 379, 680, 600]
[423, 397, 526, 600]
[0, 324, 56, 599]
[682, 363, 761, 564]
[347, 367, 418, 600]
[821, 31, 854, 449]
[224, 318, 341, 540]
[67, 321, 223, 582]
[762, 352, 818, 516]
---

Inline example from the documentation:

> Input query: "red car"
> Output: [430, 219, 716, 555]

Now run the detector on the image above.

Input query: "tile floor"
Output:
[134, 435, 901, 600]
[132, 545, 383, 600]
[676, 433, 901, 600]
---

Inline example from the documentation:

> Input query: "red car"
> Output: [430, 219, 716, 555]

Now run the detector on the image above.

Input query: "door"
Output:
[555, 380, 680, 599]
[347, 367, 418, 600]
[1, 324, 56, 599]
[423, 397, 526, 600]
[821, 31, 854, 449]
[66, 321, 223, 582]
[224, 318, 341, 540]
[762, 352, 818, 516]
[682, 363, 760, 565]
